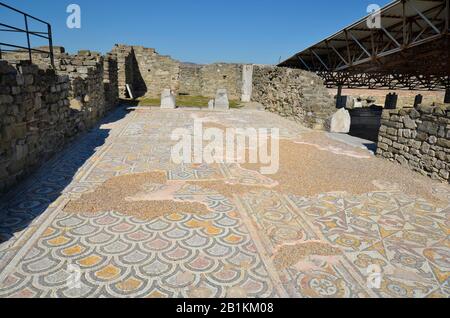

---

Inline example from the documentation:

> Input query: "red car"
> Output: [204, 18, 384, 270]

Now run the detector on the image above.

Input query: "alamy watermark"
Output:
[66, 263, 81, 290]
[367, 264, 382, 289]
[367, 4, 382, 29]
[171, 120, 280, 175]
[66, 4, 81, 29]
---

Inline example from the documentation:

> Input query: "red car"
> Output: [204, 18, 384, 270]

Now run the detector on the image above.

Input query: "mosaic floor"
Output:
[0, 107, 449, 298]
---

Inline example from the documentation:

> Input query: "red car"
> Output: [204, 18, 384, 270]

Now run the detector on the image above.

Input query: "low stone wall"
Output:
[376, 105, 450, 182]
[0, 49, 120, 192]
[0, 61, 71, 192]
[56, 51, 107, 129]
[252, 65, 335, 130]
[2, 48, 116, 116]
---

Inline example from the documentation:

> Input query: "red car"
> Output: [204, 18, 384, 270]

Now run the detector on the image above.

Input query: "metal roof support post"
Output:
[445, 89, 450, 103]
[336, 85, 344, 108]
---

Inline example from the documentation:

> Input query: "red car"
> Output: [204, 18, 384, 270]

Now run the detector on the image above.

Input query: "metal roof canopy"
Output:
[279, 0, 450, 90]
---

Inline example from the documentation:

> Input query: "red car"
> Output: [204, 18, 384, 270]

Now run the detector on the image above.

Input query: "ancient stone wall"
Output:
[198, 63, 243, 99]
[131, 46, 180, 97]
[0, 61, 72, 192]
[252, 65, 336, 130]
[103, 53, 119, 110]
[0, 48, 119, 192]
[111, 45, 245, 99]
[3, 48, 116, 115]
[179, 63, 243, 99]
[55, 50, 107, 128]
[179, 63, 203, 96]
[376, 105, 450, 182]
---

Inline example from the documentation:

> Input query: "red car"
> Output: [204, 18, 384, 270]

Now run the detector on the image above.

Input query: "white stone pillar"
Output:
[241, 64, 253, 102]
[208, 99, 215, 110]
[160, 89, 176, 109]
[215, 89, 229, 110]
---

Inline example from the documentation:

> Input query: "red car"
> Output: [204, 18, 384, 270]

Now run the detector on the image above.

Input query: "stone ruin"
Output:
[2, 42, 446, 189]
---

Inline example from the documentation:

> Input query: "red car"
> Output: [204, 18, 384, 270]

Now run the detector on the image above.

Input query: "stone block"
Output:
[160, 89, 176, 109]
[70, 97, 83, 111]
[437, 138, 450, 148]
[208, 99, 215, 110]
[403, 116, 417, 130]
[214, 89, 229, 110]
[330, 108, 351, 134]
[0, 95, 14, 105]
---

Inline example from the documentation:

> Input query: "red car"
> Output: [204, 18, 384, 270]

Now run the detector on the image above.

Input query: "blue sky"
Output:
[2, 0, 392, 64]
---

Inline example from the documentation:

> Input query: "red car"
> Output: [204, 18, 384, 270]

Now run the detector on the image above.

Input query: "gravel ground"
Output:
[273, 242, 343, 270]
[64, 171, 210, 219]
[64, 128, 448, 220]
[242, 135, 447, 203]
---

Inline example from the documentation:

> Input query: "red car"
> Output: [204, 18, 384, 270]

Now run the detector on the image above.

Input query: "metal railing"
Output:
[0, 1, 54, 67]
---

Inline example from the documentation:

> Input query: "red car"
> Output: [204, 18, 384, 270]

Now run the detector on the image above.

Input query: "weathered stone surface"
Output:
[160, 89, 176, 109]
[0, 49, 120, 193]
[241, 64, 253, 102]
[214, 89, 229, 110]
[376, 106, 449, 183]
[251, 66, 335, 130]
[70, 97, 83, 111]
[330, 108, 351, 133]
[208, 99, 215, 110]
[112, 45, 244, 100]
[403, 116, 417, 129]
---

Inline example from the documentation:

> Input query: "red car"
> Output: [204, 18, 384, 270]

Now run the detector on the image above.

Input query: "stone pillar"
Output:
[161, 89, 176, 109]
[208, 99, 215, 110]
[214, 89, 229, 110]
[241, 65, 253, 102]
[414, 94, 423, 107]
[330, 108, 351, 133]
[445, 89, 450, 103]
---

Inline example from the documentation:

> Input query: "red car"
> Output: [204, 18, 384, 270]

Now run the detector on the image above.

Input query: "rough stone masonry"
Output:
[0, 48, 120, 193]
[376, 104, 450, 182]
[6, 42, 447, 193]
[251, 65, 336, 130]
[0, 61, 71, 192]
